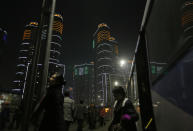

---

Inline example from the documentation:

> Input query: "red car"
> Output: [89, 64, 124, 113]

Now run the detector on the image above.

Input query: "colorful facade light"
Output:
[98, 23, 108, 28]
[22, 30, 31, 40]
[29, 22, 38, 26]
[54, 14, 63, 20]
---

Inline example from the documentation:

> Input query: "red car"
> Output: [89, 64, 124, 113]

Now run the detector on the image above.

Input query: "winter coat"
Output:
[100, 108, 106, 118]
[88, 106, 97, 123]
[74, 104, 86, 120]
[38, 85, 65, 131]
[109, 98, 139, 131]
[63, 97, 74, 122]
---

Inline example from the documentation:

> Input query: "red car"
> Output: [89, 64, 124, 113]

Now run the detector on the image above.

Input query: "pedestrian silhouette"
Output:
[99, 106, 106, 126]
[108, 86, 139, 131]
[63, 90, 74, 131]
[74, 100, 86, 131]
[88, 103, 97, 129]
[31, 73, 66, 131]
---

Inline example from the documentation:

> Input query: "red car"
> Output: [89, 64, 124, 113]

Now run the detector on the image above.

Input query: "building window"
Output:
[85, 66, 88, 75]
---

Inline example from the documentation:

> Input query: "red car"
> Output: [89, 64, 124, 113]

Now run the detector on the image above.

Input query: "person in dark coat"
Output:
[88, 103, 97, 129]
[99, 106, 106, 126]
[9, 106, 22, 129]
[0, 102, 10, 129]
[33, 73, 66, 131]
[109, 86, 139, 131]
[74, 100, 86, 131]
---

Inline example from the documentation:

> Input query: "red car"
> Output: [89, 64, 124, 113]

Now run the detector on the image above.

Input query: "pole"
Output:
[20, 0, 56, 131]
[38, 0, 56, 98]
[135, 29, 157, 131]
[134, 0, 157, 130]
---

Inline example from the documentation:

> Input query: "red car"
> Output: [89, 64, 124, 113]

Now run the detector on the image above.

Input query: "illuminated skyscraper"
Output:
[73, 63, 94, 105]
[13, 14, 65, 94]
[93, 23, 119, 106]
[13, 22, 38, 94]
[36, 14, 65, 96]
[48, 14, 64, 76]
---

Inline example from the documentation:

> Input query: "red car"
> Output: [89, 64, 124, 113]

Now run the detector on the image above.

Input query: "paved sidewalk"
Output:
[69, 120, 111, 131]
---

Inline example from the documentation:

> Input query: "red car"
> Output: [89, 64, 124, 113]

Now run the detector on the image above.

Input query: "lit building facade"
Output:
[48, 14, 64, 76]
[73, 63, 94, 105]
[93, 23, 119, 106]
[13, 14, 65, 95]
[13, 22, 38, 94]
[35, 14, 65, 96]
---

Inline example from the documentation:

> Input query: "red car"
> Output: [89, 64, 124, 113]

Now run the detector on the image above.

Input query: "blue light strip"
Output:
[52, 35, 62, 40]
[51, 42, 61, 47]
[50, 50, 61, 55]
[97, 65, 112, 69]
[97, 57, 112, 61]
[97, 50, 112, 54]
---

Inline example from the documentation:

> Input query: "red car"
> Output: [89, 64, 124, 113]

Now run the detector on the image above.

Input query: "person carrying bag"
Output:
[109, 86, 139, 131]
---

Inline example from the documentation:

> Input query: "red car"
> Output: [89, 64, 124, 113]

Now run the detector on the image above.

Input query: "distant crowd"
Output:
[0, 72, 139, 131]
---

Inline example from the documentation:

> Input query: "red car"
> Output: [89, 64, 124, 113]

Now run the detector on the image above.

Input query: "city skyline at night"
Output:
[0, 0, 146, 88]
[1, 1, 193, 131]
[93, 23, 119, 106]
[12, 14, 65, 95]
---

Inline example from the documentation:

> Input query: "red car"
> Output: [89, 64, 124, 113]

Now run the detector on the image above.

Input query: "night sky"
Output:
[0, 0, 146, 87]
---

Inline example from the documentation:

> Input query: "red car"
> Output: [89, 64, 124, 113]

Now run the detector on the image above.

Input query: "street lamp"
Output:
[119, 59, 129, 97]
[114, 81, 119, 86]
[120, 59, 126, 67]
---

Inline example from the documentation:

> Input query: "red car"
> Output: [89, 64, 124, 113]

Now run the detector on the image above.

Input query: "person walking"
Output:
[74, 100, 86, 131]
[32, 73, 66, 131]
[63, 90, 74, 131]
[88, 103, 97, 129]
[9, 106, 22, 129]
[0, 102, 10, 129]
[108, 86, 139, 131]
[99, 106, 106, 126]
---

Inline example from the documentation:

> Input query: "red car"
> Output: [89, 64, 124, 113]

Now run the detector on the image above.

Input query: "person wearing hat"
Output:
[33, 72, 66, 131]
[108, 86, 139, 131]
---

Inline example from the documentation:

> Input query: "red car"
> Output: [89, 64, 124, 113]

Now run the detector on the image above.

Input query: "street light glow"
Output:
[114, 81, 119, 86]
[120, 59, 126, 67]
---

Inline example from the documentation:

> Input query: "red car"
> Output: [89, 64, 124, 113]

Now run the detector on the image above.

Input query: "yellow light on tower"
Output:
[54, 14, 63, 20]
[23, 30, 31, 40]
[109, 37, 115, 41]
[29, 22, 38, 26]
[98, 23, 108, 28]
[53, 21, 63, 34]
[97, 30, 110, 43]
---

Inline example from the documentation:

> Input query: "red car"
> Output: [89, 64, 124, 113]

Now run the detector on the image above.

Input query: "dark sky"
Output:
[0, 0, 146, 87]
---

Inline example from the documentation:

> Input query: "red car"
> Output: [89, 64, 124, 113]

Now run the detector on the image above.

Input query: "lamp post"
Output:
[120, 59, 126, 67]
[119, 59, 130, 96]
[114, 81, 119, 86]
[109, 74, 124, 106]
